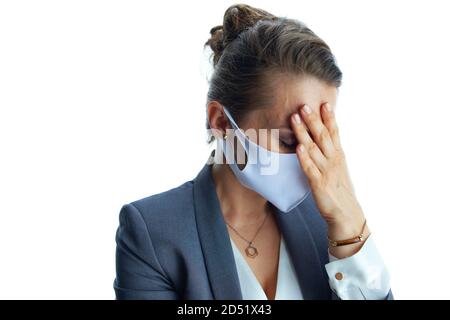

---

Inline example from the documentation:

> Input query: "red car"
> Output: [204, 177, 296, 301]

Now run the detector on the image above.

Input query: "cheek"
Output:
[267, 132, 281, 152]
[256, 129, 289, 153]
[253, 129, 275, 151]
[244, 128, 277, 151]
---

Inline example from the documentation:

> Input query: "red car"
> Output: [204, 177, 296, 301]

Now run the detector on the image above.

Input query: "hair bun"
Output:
[205, 4, 277, 66]
[222, 4, 276, 47]
[205, 25, 225, 66]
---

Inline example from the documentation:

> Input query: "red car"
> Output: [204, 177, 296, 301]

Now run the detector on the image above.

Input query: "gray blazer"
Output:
[113, 162, 393, 300]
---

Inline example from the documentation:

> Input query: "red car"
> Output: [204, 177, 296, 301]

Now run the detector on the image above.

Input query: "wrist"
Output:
[327, 214, 370, 259]
[327, 212, 365, 240]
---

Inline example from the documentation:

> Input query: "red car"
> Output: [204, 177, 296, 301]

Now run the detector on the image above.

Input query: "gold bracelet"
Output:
[328, 219, 368, 247]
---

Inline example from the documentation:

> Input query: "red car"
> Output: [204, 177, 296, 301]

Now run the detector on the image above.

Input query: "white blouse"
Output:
[229, 234, 304, 299]
[230, 233, 391, 300]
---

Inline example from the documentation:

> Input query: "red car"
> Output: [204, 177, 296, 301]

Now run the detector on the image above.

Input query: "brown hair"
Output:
[204, 3, 342, 143]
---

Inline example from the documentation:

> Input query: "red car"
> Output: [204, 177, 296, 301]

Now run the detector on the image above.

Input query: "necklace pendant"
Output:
[245, 243, 258, 258]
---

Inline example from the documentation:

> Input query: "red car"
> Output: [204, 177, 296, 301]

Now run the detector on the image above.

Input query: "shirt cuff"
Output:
[325, 233, 391, 300]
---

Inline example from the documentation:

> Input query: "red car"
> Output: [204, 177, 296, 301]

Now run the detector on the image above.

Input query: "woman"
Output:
[113, 4, 393, 300]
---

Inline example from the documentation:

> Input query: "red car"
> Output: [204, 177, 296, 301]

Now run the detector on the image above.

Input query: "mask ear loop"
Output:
[222, 106, 247, 145]
[222, 105, 251, 170]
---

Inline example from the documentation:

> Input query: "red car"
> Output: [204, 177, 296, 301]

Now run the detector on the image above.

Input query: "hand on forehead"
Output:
[245, 74, 338, 130]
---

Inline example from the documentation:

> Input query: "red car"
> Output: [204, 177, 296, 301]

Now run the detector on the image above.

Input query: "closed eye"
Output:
[279, 134, 298, 150]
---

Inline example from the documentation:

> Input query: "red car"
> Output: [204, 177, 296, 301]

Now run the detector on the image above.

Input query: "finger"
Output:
[291, 113, 328, 172]
[320, 102, 342, 151]
[296, 143, 321, 183]
[300, 104, 335, 158]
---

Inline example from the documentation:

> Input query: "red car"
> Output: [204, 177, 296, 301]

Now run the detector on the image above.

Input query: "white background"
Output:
[1, 0, 449, 299]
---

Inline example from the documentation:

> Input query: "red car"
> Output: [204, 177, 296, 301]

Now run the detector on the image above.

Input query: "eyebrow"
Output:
[269, 118, 293, 130]
[269, 118, 311, 134]
[267, 105, 303, 129]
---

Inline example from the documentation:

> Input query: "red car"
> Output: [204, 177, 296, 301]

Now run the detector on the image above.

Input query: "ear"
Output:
[207, 101, 230, 138]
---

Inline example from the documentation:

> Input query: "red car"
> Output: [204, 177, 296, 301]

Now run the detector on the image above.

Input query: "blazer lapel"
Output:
[274, 195, 331, 299]
[193, 160, 330, 300]
[193, 162, 243, 300]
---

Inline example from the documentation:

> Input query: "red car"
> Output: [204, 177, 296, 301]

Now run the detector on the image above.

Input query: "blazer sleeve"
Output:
[113, 203, 179, 299]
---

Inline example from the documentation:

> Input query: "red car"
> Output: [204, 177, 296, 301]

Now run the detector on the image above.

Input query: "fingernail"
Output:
[302, 104, 312, 114]
[325, 103, 333, 112]
[299, 144, 305, 153]
[293, 113, 301, 124]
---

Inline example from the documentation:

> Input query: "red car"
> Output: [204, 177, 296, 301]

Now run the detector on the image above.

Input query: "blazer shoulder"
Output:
[128, 180, 195, 219]
[116, 179, 199, 263]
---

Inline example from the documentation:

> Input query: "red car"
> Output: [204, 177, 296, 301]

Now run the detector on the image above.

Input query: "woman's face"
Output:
[239, 74, 338, 154]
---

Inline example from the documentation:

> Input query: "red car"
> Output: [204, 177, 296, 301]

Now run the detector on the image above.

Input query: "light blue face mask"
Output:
[217, 106, 311, 213]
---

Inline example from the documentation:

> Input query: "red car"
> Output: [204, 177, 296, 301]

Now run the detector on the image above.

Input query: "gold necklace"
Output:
[225, 212, 269, 258]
